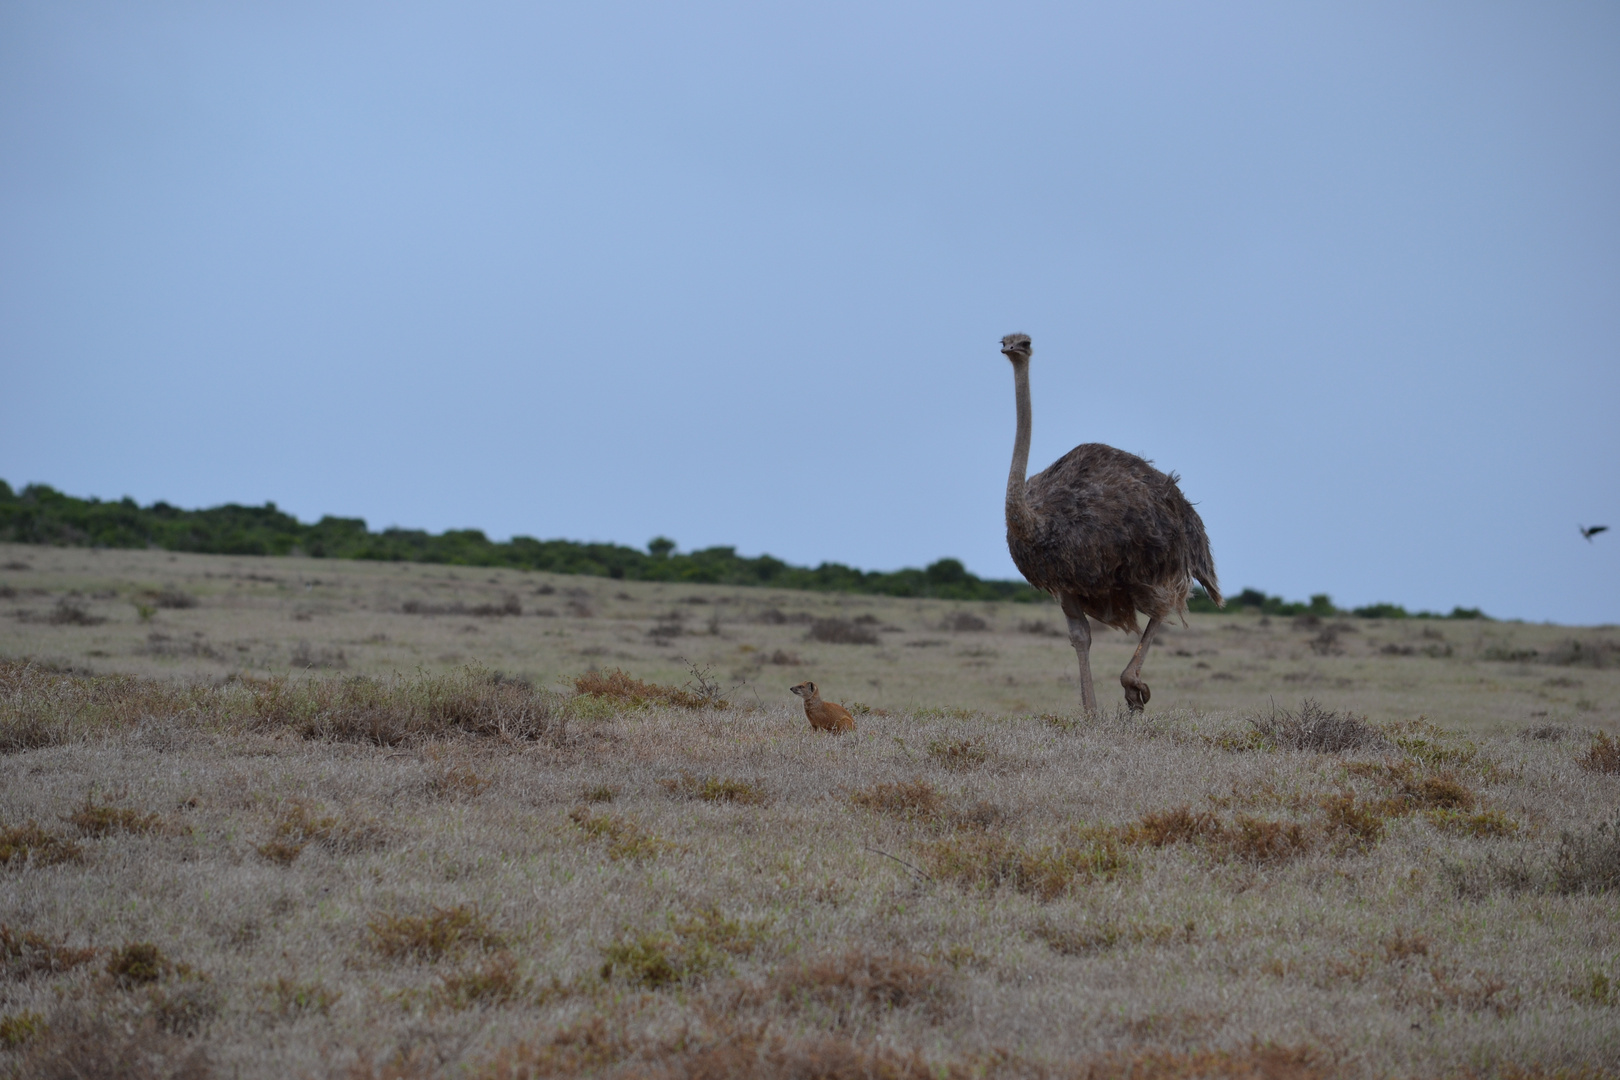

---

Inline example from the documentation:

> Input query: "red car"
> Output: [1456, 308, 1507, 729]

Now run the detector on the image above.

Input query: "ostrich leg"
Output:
[1058, 595, 1099, 716]
[1120, 616, 1163, 713]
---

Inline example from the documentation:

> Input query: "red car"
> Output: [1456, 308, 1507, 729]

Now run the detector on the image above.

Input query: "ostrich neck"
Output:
[1005, 359, 1038, 539]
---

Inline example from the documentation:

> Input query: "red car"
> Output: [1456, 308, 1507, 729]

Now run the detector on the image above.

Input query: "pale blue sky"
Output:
[2, 2, 1617, 623]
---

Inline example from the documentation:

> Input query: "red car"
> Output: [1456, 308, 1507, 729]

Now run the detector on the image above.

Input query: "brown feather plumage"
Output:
[1009, 443, 1221, 633]
[1000, 332, 1221, 638]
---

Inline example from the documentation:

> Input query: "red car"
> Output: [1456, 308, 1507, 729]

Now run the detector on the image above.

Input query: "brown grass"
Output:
[1580, 730, 1620, 774]
[806, 618, 879, 645]
[850, 779, 945, 821]
[366, 905, 503, 961]
[0, 926, 98, 980]
[659, 772, 768, 805]
[0, 659, 562, 749]
[927, 738, 988, 771]
[572, 668, 719, 709]
[0, 822, 83, 866]
[774, 950, 953, 1020]
[921, 831, 1126, 900]
[256, 799, 388, 865]
[569, 806, 679, 860]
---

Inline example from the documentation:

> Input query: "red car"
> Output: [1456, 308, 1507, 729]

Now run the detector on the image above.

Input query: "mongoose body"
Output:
[789, 681, 855, 734]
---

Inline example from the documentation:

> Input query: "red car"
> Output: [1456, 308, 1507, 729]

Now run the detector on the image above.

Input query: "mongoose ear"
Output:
[807, 681, 816, 694]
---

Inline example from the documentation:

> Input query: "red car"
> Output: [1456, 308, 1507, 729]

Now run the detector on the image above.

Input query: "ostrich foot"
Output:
[1122, 678, 1150, 713]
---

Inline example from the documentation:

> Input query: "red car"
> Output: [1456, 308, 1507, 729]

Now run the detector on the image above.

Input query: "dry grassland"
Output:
[0, 544, 1618, 1078]
[2, 544, 1617, 733]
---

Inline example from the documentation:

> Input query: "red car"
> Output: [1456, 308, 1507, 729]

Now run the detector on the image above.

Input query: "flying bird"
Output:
[1580, 525, 1608, 542]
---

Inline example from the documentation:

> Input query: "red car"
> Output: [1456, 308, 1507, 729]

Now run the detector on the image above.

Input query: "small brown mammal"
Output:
[789, 681, 855, 734]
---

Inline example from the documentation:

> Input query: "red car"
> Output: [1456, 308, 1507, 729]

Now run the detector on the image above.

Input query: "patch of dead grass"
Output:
[1579, 731, 1620, 775]
[1, 925, 99, 980]
[660, 771, 768, 805]
[569, 806, 679, 860]
[921, 831, 1126, 900]
[572, 668, 719, 709]
[366, 905, 502, 962]
[0, 821, 83, 866]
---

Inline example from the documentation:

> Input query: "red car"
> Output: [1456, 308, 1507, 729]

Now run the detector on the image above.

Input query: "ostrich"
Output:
[999, 333, 1222, 715]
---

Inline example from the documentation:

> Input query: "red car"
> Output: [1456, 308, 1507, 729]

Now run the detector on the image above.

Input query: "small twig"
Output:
[863, 845, 934, 884]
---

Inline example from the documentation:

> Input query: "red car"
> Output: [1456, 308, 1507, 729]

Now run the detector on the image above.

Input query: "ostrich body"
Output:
[1000, 333, 1221, 715]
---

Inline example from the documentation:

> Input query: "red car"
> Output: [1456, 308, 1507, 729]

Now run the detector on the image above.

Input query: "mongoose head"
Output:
[1000, 333, 1032, 362]
[789, 681, 817, 701]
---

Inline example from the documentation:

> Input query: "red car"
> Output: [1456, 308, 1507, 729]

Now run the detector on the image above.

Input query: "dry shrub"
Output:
[1116, 805, 1311, 864]
[1579, 731, 1620, 775]
[1519, 724, 1571, 742]
[436, 951, 529, 1010]
[1072, 1041, 1333, 1080]
[1019, 620, 1064, 637]
[580, 784, 616, 804]
[599, 932, 715, 989]
[1222, 816, 1311, 864]
[246, 666, 559, 743]
[569, 806, 677, 860]
[1382, 929, 1430, 964]
[9, 1009, 212, 1080]
[1, 925, 98, 980]
[147, 586, 198, 610]
[367, 905, 502, 961]
[927, 738, 988, 771]
[775, 950, 953, 1022]
[1122, 807, 1222, 848]
[1570, 970, 1616, 1008]
[944, 612, 988, 632]
[643, 1031, 945, 1080]
[1033, 919, 1196, 955]
[1316, 793, 1387, 851]
[922, 832, 1125, 900]
[428, 761, 494, 800]
[478, 1015, 634, 1078]
[0, 822, 83, 866]
[3, 661, 563, 749]
[0, 1009, 45, 1048]
[1553, 820, 1620, 895]
[572, 668, 717, 709]
[64, 794, 162, 837]
[44, 598, 106, 626]
[1248, 699, 1391, 753]
[660, 772, 768, 805]
[402, 595, 522, 617]
[1425, 808, 1519, 838]
[806, 618, 879, 646]
[1542, 638, 1620, 668]
[288, 640, 347, 669]
[257, 799, 387, 865]
[107, 941, 190, 987]
[262, 977, 341, 1019]
[851, 780, 944, 822]
[150, 981, 220, 1035]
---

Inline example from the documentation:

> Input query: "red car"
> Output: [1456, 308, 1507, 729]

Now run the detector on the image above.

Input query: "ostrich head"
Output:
[1000, 333, 1032, 362]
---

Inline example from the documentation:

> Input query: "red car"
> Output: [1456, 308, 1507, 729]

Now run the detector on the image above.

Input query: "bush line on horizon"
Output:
[0, 480, 1484, 616]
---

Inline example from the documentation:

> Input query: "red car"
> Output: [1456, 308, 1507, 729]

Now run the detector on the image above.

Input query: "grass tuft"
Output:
[1553, 820, 1620, 895]
[0, 821, 84, 866]
[851, 780, 944, 822]
[775, 950, 953, 1021]
[0, 1009, 46, 1048]
[1248, 698, 1391, 753]
[435, 951, 529, 1010]
[927, 738, 988, 771]
[569, 806, 678, 860]
[256, 799, 387, 865]
[64, 793, 162, 837]
[571, 668, 719, 709]
[366, 905, 502, 961]
[659, 771, 768, 805]
[1, 924, 99, 979]
[922, 831, 1125, 900]
[806, 618, 879, 645]
[1578, 731, 1620, 774]
[107, 941, 183, 987]
[262, 977, 341, 1020]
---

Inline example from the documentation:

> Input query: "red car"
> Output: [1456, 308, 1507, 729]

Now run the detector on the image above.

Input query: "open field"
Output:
[1, 543, 1618, 1078]
[1, 544, 1617, 735]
